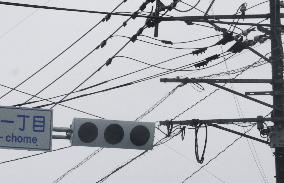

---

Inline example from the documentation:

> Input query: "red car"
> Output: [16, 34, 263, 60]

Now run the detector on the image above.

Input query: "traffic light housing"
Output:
[71, 118, 155, 150]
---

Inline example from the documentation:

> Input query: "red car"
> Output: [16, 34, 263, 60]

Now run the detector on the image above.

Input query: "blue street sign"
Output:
[0, 106, 53, 151]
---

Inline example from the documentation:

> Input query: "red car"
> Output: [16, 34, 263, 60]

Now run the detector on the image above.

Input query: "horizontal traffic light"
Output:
[71, 118, 155, 150]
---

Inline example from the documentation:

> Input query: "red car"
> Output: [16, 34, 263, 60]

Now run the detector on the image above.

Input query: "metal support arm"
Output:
[160, 78, 278, 110]
[209, 124, 269, 144]
[159, 118, 273, 144]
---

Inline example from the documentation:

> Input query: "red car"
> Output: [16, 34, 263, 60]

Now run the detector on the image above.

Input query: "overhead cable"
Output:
[174, 0, 201, 13]
[0, 0, 127, 101]
[182, 125, 255, 183]
[53, 148, 103, 183]
[28, 52, 234, 108]
[14, 51, 194, 107]
[0, 146, 71, 165]
[96, 129, 183, 183]
[20, 0, 154, 107]
[0, 1, 155, 18]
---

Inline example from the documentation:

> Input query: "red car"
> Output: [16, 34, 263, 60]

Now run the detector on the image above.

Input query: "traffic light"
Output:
[70, 118, 155, 150]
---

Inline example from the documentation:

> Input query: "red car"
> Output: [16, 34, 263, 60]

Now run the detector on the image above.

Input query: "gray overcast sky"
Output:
[0, 0, 278, 182]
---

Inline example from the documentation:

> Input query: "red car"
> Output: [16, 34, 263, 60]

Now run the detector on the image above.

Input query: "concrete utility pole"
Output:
[158, 1, 284, 182]
[270, 0, 284, 182]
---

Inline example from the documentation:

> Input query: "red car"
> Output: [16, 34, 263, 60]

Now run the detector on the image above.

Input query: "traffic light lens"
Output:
[130, 125, 150, 146]
[104, 124, 124, 144]
[78, 122, 98, 143]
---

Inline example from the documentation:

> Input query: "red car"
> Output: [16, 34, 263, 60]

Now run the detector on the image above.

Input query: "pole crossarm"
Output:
[160, 77, 281, 110]
[247, 47, 271, 63]
[161, 13, 280, 21]
[159, 118, 273, 144]
[160, 78, 281, 84]
[208, 82, 275, 109]
[210, 124, 269, 144]
[159, 117, 283, 125]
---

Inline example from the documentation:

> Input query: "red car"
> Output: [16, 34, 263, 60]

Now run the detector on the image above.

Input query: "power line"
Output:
[88, 58, 264, 183]
[0, 82, 104, 118]
[46, 25, 149, 109]
[112, 35, 197, 50]
[13, 15, 268, 108]
[174, 0, 201, 13]
[135, 83, 185, 121]
[25, 1, 177, 109]
[0, 1, 275, 24]
[213, 9, 269, 181]
[140, 34, 221, 45]
[53, 77, 183, 182]
[221, 44, 269, 183]
[92, 50, 266, 183]
[182, 125, 256, 183]
[15, 32, 266, 108]
[20, 1, 154, 107]
[15, 45, 251, 108]
[95, 130, 183, 183]
[26, 52, 234, 108]
[0, 1, 154, 18]
[53, 148, 103, 183]
[0, 0, 52, 41]
[14, 51, 194, 107]
[0, 0, 127, 101]
[0, 146, 71, 165]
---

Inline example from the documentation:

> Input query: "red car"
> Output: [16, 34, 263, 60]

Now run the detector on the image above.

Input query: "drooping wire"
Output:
[247, 0, 268, 11]
[179, 0, 205, 13]
[182, 125, 256, 183]
[181, 111, 272, 182]
[0, 0, 127, 101]
[139, 34, 221, 45]
[112, 32, 224, 50]
[112, 35, 197, 50]
[174, 0, 201, 12]
[195, 123, 208, 164]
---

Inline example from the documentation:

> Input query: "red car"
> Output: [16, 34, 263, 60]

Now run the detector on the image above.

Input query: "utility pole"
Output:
[154, 0, 160, 37]
[270, 0, 284, 182]
[158, 1, 284, 182]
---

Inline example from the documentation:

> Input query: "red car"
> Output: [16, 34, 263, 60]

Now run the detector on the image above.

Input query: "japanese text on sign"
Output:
[0, 106, 52, 151]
